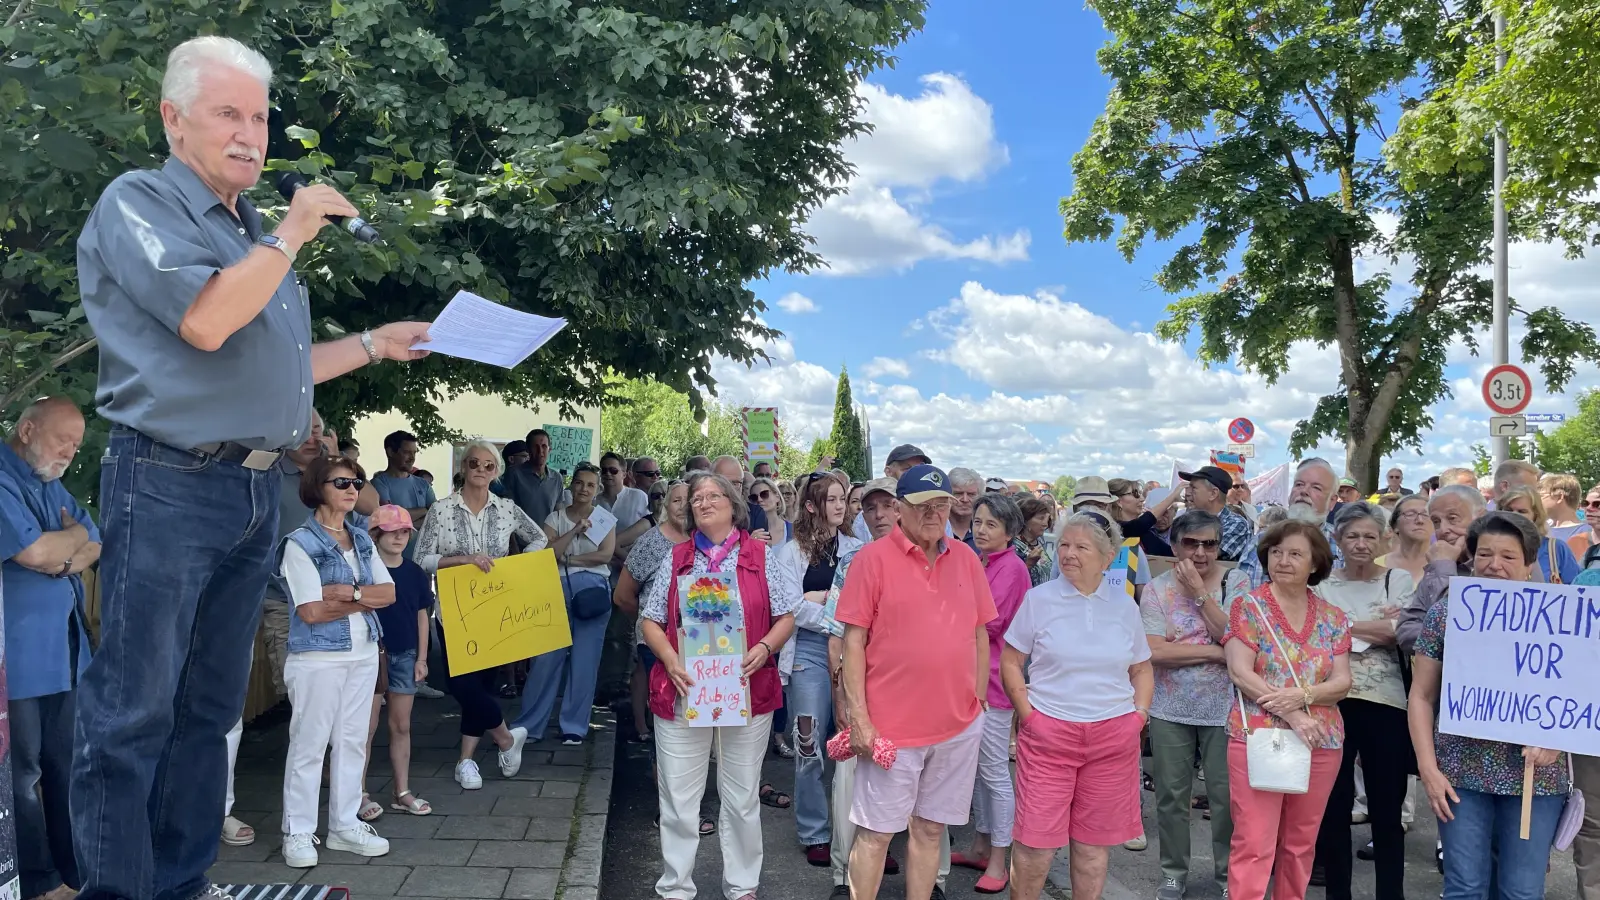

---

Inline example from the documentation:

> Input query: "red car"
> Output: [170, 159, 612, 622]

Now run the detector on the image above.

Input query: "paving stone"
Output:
[537, 780, 579, 799]
[206, 861, 304, 885]
[304, 864, 410, 894]
[518, 764, 586, 782]
[466, 840, 567, 868]
[562, 887, 599, 900]
[424, 791, 500, 816]
[505, 866, 561, 900]
[435, 815, 533, 841]
[476, 779, 545, 798]
[491, 796, 576, 819]
[400, 865, 510, 897]
[366, 812, 445, 839]
[365, 837, 476, 866]
[524, 817, 575, 842]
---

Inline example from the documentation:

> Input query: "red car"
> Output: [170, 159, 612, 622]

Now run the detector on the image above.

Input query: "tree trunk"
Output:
[1344, 432, 1384, 496]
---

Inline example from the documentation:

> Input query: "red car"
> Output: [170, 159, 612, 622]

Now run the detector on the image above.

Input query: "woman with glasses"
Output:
[1497, 487, 1582, 584]
[1017, 496, 1056, 587]
[1314, 503, 1415, 900]
[779, 478, 800, 523]
[1139, 510, 1249, 900]
[414, 440, 547, 789]
[749, 476, 792, 547]
[1375, 494, 1432, 586]
[774, 472, 862, 864]
[514, 462, 617, 745]
[641, 472, 799, 900]
[277, 454, 398, 867]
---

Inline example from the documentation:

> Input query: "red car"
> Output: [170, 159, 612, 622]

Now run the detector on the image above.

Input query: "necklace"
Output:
[318, 519, 347, 534]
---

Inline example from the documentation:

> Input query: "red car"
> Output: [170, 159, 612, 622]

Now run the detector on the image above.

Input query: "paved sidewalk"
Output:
[209, 696, 615, 900]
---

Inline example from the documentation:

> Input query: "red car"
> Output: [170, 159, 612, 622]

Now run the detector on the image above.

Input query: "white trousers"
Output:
[655, 712, 773, 900]
[970, 706, 1016, 847]
[282, 652, 380, 835]
[225, 717, 243, 817]
[830, 756, 952, 887]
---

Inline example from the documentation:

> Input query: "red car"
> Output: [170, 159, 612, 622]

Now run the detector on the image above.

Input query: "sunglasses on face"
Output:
[750, 490, 772, 502]
[635, 469, 661, 479]
[1178, 537, 1220, 551]
[602, 466, 621, 476]
[1586, 500, 1600, 510]
[465, 458, 498, 472]
[326, 477, 366, 491]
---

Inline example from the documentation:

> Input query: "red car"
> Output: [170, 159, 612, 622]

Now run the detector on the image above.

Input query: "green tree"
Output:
[1471, 437, 1528, 477]
[1051, 475, 1077, 502]
[1061, 0, 1600, 493]
[1389, 0, 1600, 250]
[1, 0, 925, 502]
[828, 366, 869, 481]
[600, 377, 740, 476]
[1532, 391, 1600, 488]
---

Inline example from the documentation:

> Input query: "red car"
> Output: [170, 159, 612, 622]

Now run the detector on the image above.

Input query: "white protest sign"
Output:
[1439, 576, 1600, 756]
[1103, 569, 1128, 594]
[682, 654, 750, 727]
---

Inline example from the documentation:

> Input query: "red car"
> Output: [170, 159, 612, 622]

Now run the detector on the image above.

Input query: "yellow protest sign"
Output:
[436, 549, 572, 677]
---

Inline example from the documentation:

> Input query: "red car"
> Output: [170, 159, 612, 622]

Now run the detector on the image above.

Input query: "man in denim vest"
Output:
[72, 37, 430, 900]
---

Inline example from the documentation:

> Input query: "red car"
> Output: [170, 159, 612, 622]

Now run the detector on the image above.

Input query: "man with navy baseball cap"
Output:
[836, 463, 997, 900]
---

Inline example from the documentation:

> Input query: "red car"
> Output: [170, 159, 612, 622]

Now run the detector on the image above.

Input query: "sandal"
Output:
[390, 790, 432, 816]
[358, 794, 384, 822]
[699, 815, 716, 835]
[758, 783, 792, 809]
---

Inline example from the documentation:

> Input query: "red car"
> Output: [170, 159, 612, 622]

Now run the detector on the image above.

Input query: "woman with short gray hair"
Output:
[953, 493, 1032, 890]
[1314, 502, 1415, 900]
[1139, 509, 1249, 899]
[1003, 512, 1153, 900]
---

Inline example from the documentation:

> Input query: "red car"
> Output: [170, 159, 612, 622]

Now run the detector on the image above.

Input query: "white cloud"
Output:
[806, 73, 1029, 276]
[862, 357, 911, 379]
[774, 292, 818, 314]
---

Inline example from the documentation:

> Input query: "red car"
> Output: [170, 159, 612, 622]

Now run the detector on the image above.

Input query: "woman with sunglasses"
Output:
[414, 440, 547, 789]
[749, 476, 791, 547]
[1139, 510, 1248, 900]
[514, 462, 617, 745]
[277, 454, 398, 867]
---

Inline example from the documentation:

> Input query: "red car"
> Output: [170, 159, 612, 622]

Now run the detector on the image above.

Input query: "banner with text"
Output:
[1440, 576, 1600, 756]
[542, 424, 593, 477]
[741, 407, 780, 465]
[438, 549, 573, 677]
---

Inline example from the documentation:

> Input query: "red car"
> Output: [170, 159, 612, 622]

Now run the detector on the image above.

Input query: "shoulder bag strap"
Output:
[1550, 538, 1564, 585]
[1234, 590, 1309, 734]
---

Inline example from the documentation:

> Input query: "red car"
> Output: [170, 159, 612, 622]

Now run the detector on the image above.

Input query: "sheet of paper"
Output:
[584, 505, 617, 546]
[411, 290, 567, 368]
[682, 654, 750, 727]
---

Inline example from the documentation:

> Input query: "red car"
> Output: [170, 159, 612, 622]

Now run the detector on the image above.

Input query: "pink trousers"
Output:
[1226, 739, 1342, 900]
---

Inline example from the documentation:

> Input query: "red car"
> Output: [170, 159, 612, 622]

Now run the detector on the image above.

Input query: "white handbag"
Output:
[1235, 593, 1313, 794]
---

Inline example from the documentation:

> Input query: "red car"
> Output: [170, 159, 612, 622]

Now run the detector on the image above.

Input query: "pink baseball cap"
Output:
[369, 505, 414, 533]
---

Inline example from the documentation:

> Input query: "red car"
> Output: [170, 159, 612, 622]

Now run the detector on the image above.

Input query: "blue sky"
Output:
[707, 1, 1600, 485]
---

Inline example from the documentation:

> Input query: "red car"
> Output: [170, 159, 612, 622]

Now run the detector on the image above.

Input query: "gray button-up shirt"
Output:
[78, 157, 314, 451]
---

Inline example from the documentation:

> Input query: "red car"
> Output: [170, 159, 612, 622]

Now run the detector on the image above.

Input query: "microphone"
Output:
[275, 173, 382, 244]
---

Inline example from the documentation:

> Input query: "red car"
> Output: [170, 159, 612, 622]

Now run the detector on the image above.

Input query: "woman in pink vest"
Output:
[640, 471, 800, 900]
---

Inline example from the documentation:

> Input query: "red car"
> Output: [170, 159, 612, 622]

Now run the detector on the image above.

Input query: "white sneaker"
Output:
[281, 832, 319, 868]
[415, 681, 445, 699]
[1123, 832, 1148, 851]
[456, 758, 484, 790]
[499, 726, 529, 777]
[326, 822, 390, 857]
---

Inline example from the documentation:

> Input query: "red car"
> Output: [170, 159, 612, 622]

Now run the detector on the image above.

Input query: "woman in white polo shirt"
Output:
[1003, 511, 1154, 900]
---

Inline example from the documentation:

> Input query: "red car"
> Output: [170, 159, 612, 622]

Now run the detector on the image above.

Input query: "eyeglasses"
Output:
[635, 469, 661, 479]
[1585, 500, 1600, 510]
[465, 458, 498, 472]
[1178, 537, 1220, 551]
[326, 477, 366, 491]
[691, 493, 728, 508]
[750, 490, 772, 502]
[1398, 510, 1430, 521]
[602, 466, 621, 476]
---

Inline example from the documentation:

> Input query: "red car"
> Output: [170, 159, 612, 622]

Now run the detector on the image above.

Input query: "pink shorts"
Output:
[1013, 709, 1144, 848]
[850, 713, 984, 833]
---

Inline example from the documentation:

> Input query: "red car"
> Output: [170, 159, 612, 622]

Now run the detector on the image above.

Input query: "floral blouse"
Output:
[413, 492, 548, 572]
[640, 535, 803, 625]
[1417, 599, 1570, 796]
[1224, 584, 1352, 749]
[1140, 567, 1250, 727]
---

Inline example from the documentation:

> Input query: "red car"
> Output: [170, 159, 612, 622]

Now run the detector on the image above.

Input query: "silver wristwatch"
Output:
[353, 585, 363, 604]
[258, 233, 295, 263]
[360, 330, 381, 364]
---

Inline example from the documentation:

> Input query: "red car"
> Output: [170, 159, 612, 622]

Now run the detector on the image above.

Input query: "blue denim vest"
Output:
[282, 514, 384, 653]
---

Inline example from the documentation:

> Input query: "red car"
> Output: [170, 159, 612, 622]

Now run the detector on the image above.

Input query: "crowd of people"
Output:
[8, 29, 1600, 900]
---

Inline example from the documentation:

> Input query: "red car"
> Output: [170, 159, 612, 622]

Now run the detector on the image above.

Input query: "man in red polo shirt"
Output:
[836, 464, 997, 900]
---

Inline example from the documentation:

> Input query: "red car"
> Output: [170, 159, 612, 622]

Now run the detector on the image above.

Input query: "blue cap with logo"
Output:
[897, 464, 954, 504]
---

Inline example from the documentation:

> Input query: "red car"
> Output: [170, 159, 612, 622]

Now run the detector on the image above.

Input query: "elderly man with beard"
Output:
[1239, 458, 1343, 588]
[0, 397, 99, 900]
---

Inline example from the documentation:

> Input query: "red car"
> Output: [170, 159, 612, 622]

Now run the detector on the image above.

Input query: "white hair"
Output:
[948, 467, 983, 490]
[161, 37, 272, 116]
[1296, 457, 1337, 481]
[1431, 483, 1487, 514]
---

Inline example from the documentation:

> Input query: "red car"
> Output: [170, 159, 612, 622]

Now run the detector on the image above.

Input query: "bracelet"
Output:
[1303, 687, 1315, 710]
[360, 330, 381, 364]
[758, 640, 774, 657]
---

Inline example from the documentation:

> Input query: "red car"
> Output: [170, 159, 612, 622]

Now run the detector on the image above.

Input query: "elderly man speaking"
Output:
[836, 464, 997, 900]
[72, 36, 431, 900]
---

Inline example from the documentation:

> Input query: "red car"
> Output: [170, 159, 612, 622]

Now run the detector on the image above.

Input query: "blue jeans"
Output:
[1438, 787, 1564, 900]
[72, 430, 279, 900]
[786, 630, 833, 846]
[13, 690, 78, 898]
[513, 574, 612, 738]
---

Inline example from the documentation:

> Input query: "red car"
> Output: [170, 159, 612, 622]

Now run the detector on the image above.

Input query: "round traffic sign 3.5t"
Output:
[1482, 364, 1531, 416]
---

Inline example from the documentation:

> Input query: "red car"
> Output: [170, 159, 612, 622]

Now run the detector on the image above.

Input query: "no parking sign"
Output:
[1227, 417, 1255, 444]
